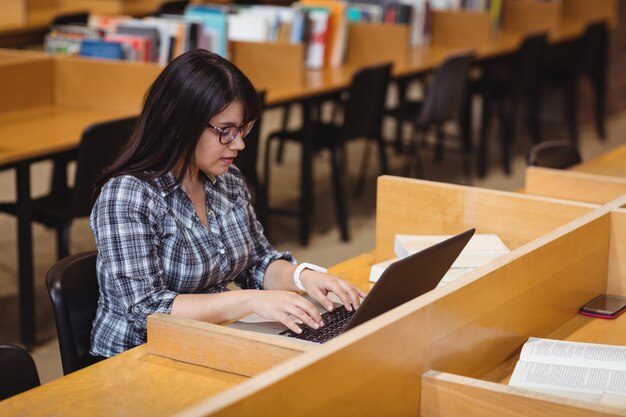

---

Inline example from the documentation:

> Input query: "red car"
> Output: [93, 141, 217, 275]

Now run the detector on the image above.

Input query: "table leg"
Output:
[299, 100, 313, 246]
[16, 162, 35, 348]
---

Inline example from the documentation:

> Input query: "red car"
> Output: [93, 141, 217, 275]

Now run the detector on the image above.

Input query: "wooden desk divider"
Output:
[230, 41, 305, 92]
[562, 0, 618, 30]
[0, 49, 53, 114]
[431, 10, 492, 50]
[501, 0, 561, 35]
[343, 23, 409, 67]
[525, 166, 626, 205]
[58, 0, 164, 15]
[0, 0, 26, 25]
[420, 202, 626, 417]
[374, 175, 596, 260]
[147, 314, 311, 378]
[169, 176, 603, 417]
[53, 55, 161, 112]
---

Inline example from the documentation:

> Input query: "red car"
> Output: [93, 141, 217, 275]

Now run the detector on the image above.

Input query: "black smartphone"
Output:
[580, 294, 626, 319]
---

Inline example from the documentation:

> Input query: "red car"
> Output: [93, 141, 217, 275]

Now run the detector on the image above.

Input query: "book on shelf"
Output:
[293, 5, 330, 69]
[240, 5, 304, 43]
[298, 0, 347, 68]
[44, 25, 103, 55]
[88, 14, 132, 32]
[117, 25, 160, 63]
[104, 33, 151, 62]
[184, 4, 229, 58]
[369, 233, 509, 283]
[346, 3, 384, 23]
[227, 13, 272, 42]
[79, 39, 125, 60]
[509, 337, 626, 406]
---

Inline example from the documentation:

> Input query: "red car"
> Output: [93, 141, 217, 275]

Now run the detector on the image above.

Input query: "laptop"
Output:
[273, 228, 475, 343]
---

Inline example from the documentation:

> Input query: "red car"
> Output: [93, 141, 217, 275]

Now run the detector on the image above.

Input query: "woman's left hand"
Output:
[299, 270, 366, 312]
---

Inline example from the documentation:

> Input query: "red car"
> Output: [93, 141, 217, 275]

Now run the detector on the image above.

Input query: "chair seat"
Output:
[0, 192, 72, 228]
[31, 193, 73, 225]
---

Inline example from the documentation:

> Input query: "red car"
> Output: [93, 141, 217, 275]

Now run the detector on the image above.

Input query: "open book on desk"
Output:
[509, 337, 626, 406]
[370, 233, 509, 283]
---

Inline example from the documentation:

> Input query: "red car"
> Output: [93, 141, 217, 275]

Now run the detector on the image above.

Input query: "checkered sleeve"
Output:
[231, 172, 295, 290]
[92, 176, 178, 338]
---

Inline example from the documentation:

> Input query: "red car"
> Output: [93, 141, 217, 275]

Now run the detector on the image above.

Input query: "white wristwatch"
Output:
[293, 262, 328, 291]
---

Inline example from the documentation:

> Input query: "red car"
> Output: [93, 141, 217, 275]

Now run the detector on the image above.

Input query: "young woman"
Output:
[89, 49, 364, 357]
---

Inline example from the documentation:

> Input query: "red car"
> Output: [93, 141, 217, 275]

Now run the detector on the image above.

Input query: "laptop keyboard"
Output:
[279, 305, 355, 343]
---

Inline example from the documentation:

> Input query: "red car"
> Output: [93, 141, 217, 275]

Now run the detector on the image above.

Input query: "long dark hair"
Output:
[95, 49, 261, 196]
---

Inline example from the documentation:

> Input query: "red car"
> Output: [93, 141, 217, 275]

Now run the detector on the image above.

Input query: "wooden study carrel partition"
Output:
[141, 176, 602, 416]
[343, 22, 409, 68]
[421, 201, 626, 417]
[500, 0, 562, 35]
[0, 49, 161, 166]
[525, 166, 626, 205]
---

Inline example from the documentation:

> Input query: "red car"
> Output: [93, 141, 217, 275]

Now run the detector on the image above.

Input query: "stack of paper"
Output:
[369, 233, 510, 284]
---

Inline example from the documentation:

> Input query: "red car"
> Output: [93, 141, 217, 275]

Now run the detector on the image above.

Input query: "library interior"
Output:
[1, 0, 626, 415]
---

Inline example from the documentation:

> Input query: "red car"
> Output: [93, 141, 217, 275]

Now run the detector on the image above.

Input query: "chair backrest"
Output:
[342, 62, 392, 141]
[527, 140, 582, 169]
[511, 33, 548, 94]
[579, 21, 608, 77]
[50, 11, 89, 27]
[153, 0, 190, 15]
[417, 52, 474, 126]
[71, 116, 138, 218]
[0, 345, 40, 400]
[46, 251, 102, 375]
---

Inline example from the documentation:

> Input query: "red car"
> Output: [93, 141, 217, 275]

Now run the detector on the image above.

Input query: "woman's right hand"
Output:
[247, 290, 324, 334]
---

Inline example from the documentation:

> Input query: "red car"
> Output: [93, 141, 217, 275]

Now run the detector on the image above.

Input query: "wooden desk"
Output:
[0, 344, 247, 417]
[572, 142, 626, 178]
[0, 51, 160, 346]
[0, 176, 601, 416]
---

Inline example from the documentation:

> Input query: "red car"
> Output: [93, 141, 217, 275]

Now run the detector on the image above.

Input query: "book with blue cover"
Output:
[184, 5, 228, 58]
[79, 40, 124, 60]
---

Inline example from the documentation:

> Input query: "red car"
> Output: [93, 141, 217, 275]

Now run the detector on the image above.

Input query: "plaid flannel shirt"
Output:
[89, 166, 293, 357]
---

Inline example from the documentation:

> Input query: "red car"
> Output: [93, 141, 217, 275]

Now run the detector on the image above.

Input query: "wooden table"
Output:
[0, 52, 160, 346]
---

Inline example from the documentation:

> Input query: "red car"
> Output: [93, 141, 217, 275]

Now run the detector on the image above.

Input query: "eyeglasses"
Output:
[207, 121, 255, 145]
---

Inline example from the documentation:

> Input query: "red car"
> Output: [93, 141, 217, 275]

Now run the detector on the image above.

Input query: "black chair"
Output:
[50, 11, 89, 27]
[475, 33, 548, 176]
[264, 63, 392, 243]
[527, 140, 582, 169]
[153, 0, 190, 16]
[398, 52, 475, 180]
[237, 91, 268, 226]
[541, 21, 609, 145]
[0, 116, 137, 260]
[46, 251, 103, 375]
[0, 344, 41, 400]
